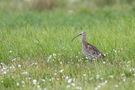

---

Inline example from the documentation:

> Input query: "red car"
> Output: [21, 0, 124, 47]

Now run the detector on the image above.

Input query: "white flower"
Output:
[96, 75, 100, 79]
[26, 77, 31, 80]
[56, 78, 60, 80]
[18, 64, 21, 68]
[54, 73, 57, 76]
[60, 62, 62, 64]
[41, 79, 45, 82]
[76, 56, 78, 58]
[47, 55, 52, 62]
[123, 78, 126, 82]
[59, 69, 64, 73]
[114, 85, 119, 88]
[94, 87, 98, 90]
[53, 53, 56, 57]
[2, 71, 7, 74]
[71, 83, 75, 86]
[66, 76, 69, 80]
[9, 50, 12, 53]
[37, 85, 40, 88]
[76, 86, 82, 90]
[83, 74, 86, 77]
[66, 85, 71, 88]
[100, 78, 104, 80]
[109, 75, 114, 79]
[16, 82, 20, 86]
[22, 81, 25, 84]
[101, 80, 108, 86]
[89, 77, 93, 80]
[67, 10, 74, 14]
[132, 73, 135, 77]
[31, 62, 38, 65]
[21, 71, 28, 75]
[97, 85, 101, 88]
[32, 79, 37, 85]
[129, 68, 135, 72]
[12, 58, 17, 61]
[43, 88, 47, 90]
[121, 73, 126, 77]
[68, 79, 72, 83]
[104, 80, 108, 84]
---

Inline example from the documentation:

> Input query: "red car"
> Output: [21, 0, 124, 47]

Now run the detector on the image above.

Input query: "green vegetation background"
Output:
[0, 0, 135, 90]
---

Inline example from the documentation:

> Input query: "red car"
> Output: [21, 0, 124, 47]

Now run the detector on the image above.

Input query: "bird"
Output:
[72, 31, 105, 60]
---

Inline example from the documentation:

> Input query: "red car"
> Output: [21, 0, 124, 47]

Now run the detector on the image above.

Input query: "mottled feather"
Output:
[72, 31, 105, 60]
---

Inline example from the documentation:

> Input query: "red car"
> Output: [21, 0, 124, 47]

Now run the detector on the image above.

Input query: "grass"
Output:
[0, 4, 135, 90]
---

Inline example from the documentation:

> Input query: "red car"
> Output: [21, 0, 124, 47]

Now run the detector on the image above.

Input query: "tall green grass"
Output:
[0, 6, 135, 90]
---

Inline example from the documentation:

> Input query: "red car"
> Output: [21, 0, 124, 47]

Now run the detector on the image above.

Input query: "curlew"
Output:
[72, 31, 105, 60]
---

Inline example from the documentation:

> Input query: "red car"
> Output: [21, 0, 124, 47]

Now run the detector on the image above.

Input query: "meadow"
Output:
[0, 0, 135, 90]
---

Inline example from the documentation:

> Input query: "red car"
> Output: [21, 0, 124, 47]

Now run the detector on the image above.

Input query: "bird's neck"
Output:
[82, 36, 87, 44]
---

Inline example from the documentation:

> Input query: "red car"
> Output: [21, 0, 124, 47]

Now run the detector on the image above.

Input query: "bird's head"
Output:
[81, 31, 86, 36]
[71, 31, 86, 41]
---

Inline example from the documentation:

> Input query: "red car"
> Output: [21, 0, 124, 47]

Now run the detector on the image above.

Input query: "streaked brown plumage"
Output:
[72, 31, 105, 60]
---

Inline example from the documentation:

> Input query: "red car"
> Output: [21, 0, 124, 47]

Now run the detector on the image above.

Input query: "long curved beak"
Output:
[71, 33, 82, 41]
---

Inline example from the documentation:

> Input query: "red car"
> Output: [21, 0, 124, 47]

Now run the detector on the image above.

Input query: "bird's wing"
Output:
[87, 43, 105, 58]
